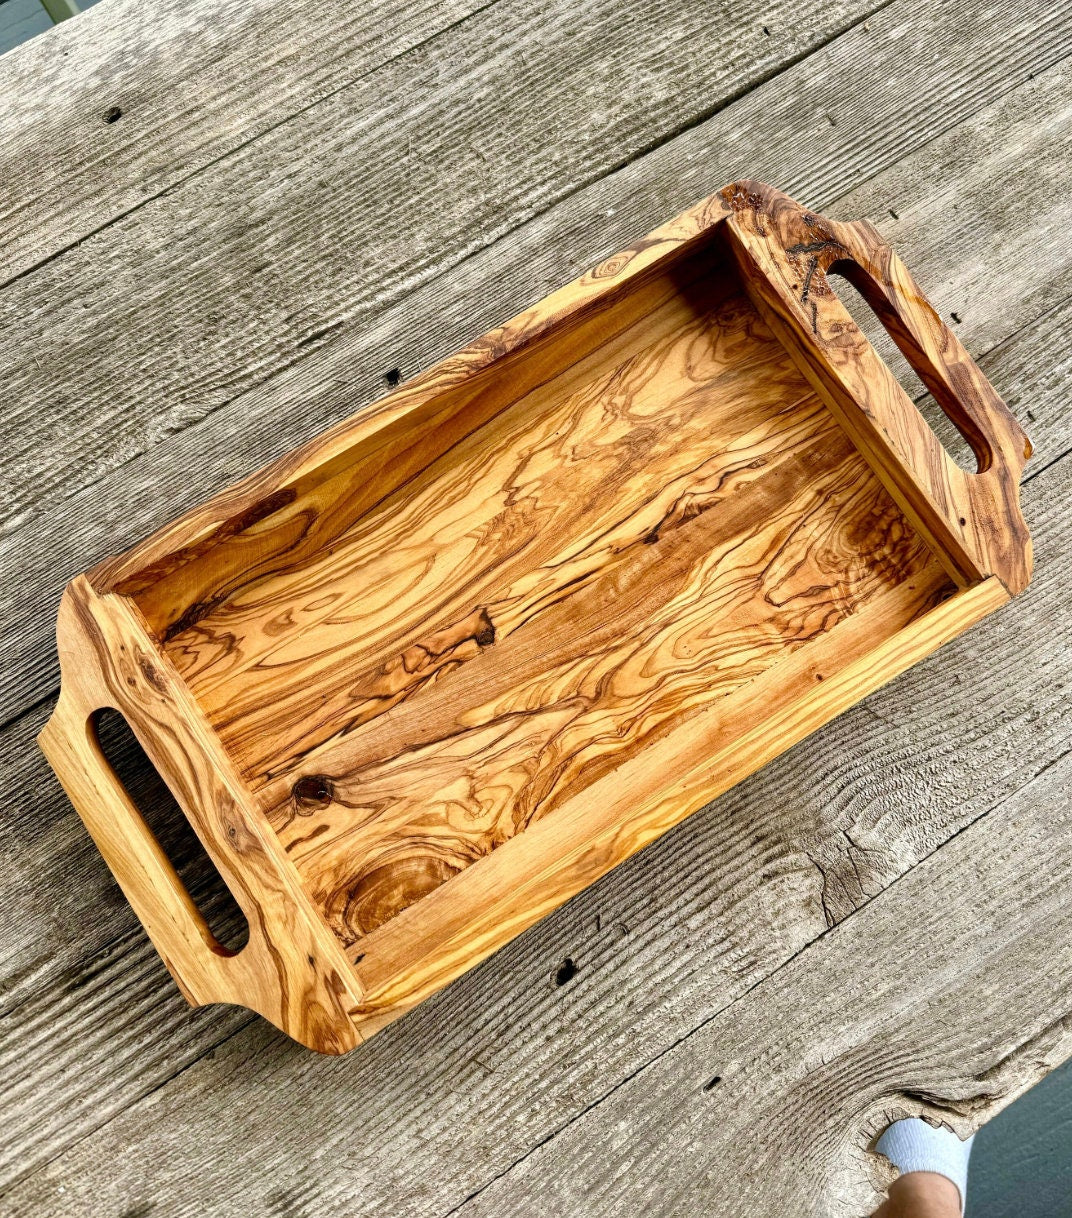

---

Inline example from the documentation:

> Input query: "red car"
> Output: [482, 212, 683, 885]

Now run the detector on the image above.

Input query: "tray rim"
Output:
[38, 181, 1034, 1053]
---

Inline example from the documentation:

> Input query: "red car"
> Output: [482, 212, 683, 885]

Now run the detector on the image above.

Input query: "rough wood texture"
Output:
[3, 0, 1069, 730]
[457, 750, 1072, 1218]
[38, 181, 1030, 1052]
[0, 0, 493, 284]
[3, 0, 1071, 1210]
[0, 0, 881, 545]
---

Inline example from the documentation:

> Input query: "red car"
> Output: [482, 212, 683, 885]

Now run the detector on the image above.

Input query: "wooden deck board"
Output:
[1, 0, 1070, 1212]
[455, 748, 1072, 1217]
[0, 0, 880, 567]
[3, 0, 1071, 723]
[0, 0, 497, 284]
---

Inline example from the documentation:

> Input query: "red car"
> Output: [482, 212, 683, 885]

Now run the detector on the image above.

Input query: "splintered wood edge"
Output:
[347, 575, 1010, 1032]
[38, 577, 366, 1054]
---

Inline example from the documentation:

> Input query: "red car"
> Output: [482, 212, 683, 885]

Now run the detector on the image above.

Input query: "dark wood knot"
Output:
[293, 775, 335, 810]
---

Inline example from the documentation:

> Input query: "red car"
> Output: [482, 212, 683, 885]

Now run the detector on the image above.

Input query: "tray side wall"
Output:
[92, 205, 736, 644]
[37, 577, 367, 1054]
[346, 575, 1008, 1037]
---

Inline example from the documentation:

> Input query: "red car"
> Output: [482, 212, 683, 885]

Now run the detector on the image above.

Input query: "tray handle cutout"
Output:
[822, 264, 971, 472]
[721, 180, 1032, 595]
[90, 706, 250, 953]
[42, 684, 250, 1006]
[38, 579, 366, 1053]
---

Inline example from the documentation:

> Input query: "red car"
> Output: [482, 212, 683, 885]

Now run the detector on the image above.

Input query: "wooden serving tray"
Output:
[39, 182, 1032, 1054]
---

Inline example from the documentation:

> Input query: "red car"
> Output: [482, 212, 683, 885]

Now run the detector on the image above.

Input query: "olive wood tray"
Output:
[39, 182, 1032, 1054]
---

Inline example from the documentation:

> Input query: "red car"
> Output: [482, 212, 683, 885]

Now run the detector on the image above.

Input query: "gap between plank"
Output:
[6, 648, 1072, 1206]
[436, 737, 1072, 1218]
[0, 0, 507, 296]
[503, 0, 898, 233]
[0, 0, 892, 297]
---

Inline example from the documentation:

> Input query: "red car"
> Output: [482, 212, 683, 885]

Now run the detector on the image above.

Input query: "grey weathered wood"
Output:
[2, 6, 1072, 1205]
[3, 442, 1069, 1215]
[0, 0, 881, 533]
[454, 753, 1072, 1218]
[2, 0, 1070, 727]
[0, 0, 494, 283]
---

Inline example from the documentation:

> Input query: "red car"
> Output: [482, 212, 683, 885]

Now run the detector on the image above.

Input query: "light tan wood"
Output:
[38, 578, 366, 1054]
[38, 183, 1032, 1052]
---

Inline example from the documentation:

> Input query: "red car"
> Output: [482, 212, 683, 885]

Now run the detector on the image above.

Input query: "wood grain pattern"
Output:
[4, 0, 1068, 741]
[267, 423, 938, 947]
[721, 180, 1034, 593]
[39, 183, 1032, 1052]
[164, 274, 894, 787]
[38, 579, 366, 1054]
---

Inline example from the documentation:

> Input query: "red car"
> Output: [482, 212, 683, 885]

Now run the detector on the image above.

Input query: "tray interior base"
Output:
[156, 243, 951, 954]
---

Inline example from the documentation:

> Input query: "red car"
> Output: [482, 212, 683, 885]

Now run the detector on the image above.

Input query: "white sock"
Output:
[876, 1117, 974, 1212]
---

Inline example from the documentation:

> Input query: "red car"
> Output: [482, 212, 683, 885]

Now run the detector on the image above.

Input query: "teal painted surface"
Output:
[968, 1057, 1072, 1217]
[0, 0, 53, 56]
[0, 0, 106, 58]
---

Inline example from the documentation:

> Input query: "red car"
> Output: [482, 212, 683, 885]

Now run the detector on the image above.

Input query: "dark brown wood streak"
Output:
[38, 182, 1031, 1052]
[720, 180, 1032, 595]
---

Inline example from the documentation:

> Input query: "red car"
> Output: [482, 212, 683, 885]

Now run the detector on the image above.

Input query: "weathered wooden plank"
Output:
[2, 10, 1072, 1194]
[451, 753, 1072, 1218]
[0, 0, 882, 534]
[0, 0, 494, 284]
[2, 0, 1070, 728]
[5, 0, 1065, 538]
[4, 353, 1067, 1208]
[3, 444, 1069, 1215]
